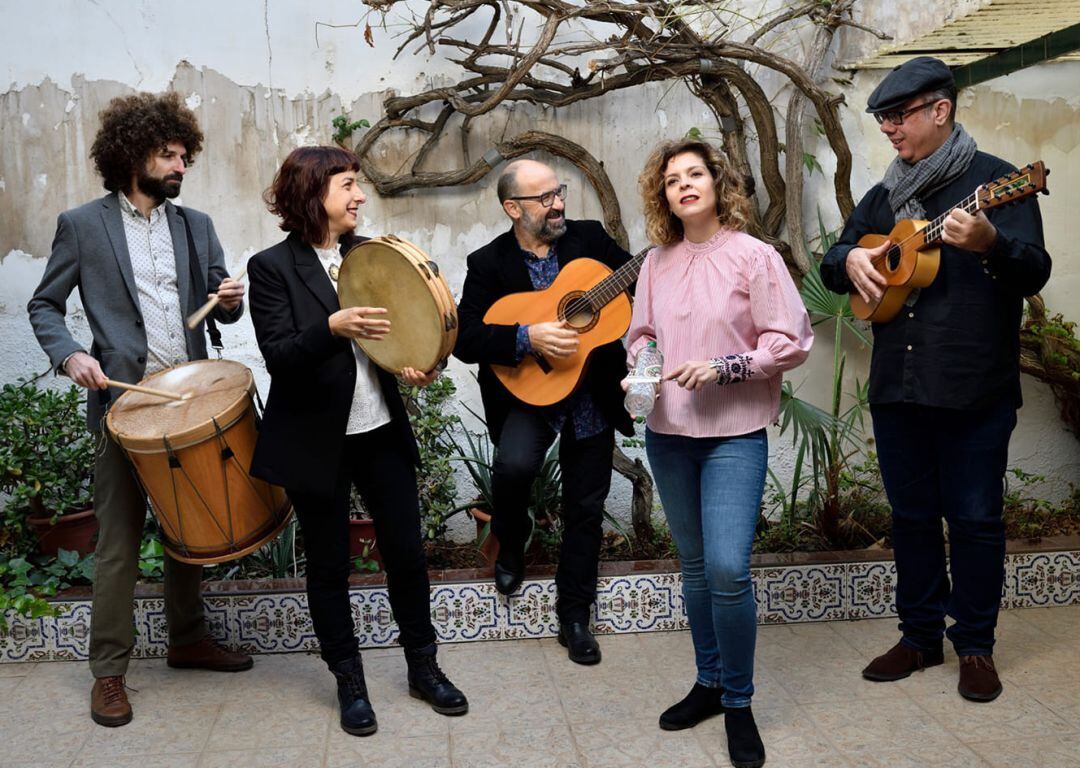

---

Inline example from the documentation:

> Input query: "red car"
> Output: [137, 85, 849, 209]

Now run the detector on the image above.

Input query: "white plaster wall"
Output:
[1, 0, 1076, 538]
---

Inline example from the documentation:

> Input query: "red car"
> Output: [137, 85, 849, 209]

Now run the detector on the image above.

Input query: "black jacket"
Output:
[247, 232, 418, 496]
[821, 151, 1051, 410]
[454, 219, 635, 444]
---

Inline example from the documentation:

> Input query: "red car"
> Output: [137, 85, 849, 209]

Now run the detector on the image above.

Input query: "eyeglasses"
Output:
[508, 184, 567, 208]
[873, 100, 940, 126]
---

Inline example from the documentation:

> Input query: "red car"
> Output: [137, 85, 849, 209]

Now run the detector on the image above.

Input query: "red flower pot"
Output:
[27, 506, 99, 557]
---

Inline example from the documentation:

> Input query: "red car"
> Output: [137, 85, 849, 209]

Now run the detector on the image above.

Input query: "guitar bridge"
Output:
[530, 351, 553, 374]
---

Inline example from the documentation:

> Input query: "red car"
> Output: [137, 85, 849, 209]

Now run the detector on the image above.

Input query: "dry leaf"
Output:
[364, 23, 374, 48]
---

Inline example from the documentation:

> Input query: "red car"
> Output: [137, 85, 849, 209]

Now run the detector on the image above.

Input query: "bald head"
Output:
[497, 159, 555, 203]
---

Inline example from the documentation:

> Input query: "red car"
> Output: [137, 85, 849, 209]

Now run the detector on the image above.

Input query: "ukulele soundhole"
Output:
[887, 246, 901, 271]
[558, 291, 599, 332]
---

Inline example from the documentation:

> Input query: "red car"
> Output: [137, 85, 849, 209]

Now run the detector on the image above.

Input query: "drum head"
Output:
[338, 238, 450, 373]
[106, 360, 253, 452]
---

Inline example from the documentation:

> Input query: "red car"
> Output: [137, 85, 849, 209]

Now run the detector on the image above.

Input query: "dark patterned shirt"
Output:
[513, 241, 609, 440]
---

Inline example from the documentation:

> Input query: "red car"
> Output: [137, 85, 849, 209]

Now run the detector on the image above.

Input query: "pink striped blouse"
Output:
[626, 228, 813, 438]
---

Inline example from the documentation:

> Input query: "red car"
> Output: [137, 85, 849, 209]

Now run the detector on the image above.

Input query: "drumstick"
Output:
[105, 378, 191, 402]
[186, 267, 247, 330]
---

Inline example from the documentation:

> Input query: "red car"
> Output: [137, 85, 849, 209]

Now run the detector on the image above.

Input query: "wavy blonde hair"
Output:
[638, 138, 753, 246]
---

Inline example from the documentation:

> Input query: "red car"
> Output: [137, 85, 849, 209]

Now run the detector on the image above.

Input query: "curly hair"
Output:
[89, 92, 204, 193]
[638, 138, 753, 246]
[264, 146, 361, 246]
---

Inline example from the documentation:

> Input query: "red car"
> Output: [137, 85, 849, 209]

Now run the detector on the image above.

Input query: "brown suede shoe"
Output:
[862, 641, 944, 682]
[167, 636, 254, 672]
[91, 675, 132, 727]
[958, 655, 1002, 702]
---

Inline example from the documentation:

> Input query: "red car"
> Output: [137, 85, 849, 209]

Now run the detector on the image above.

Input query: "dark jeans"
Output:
[288, 423, 436, 666]
[491, 407, 614, 623]
[871, 399, 1017, 656]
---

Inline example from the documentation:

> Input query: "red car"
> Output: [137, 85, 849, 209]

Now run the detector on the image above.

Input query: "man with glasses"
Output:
[455, 159, 634, 665]
[821, 57, 1050, 702]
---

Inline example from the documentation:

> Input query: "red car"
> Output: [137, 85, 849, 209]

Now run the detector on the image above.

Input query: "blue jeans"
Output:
[871, 399, 1016, 656]
[646, 428, 767, 708]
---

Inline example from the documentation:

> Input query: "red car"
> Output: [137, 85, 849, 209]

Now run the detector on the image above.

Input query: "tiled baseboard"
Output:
[3, 550, 1078, 663]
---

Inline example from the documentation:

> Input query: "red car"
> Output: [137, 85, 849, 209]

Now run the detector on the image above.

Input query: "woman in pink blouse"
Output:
[626, 139, 812, 768]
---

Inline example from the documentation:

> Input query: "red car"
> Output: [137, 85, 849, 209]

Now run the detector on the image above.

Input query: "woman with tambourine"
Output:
[247, 146, 468, 737]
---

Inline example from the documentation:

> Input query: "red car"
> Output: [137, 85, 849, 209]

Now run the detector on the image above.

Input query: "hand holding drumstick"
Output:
[186, 269, 247, 330]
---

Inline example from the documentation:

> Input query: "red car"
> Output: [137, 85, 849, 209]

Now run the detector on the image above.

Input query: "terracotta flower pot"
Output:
[348, 517, 383, 567]
[467, 507, 500, 565]
[27, 506, 99, 557]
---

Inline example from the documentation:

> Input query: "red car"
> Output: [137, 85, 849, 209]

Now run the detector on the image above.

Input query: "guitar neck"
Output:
[920, 161, 1048, 245]
[584, 246, 650, 308]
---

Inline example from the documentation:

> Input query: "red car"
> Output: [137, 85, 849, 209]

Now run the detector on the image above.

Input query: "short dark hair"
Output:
[496, 164, 520, 203]
[264, 146, 361, 246]
[89, 92, 204, 193]
[926, 86, 957, 123]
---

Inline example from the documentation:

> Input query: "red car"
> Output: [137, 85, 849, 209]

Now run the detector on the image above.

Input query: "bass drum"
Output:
[337, 235, 457, 373]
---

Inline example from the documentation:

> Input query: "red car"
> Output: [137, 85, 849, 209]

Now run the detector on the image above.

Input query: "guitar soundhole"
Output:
[558, 291, 598, 332]
[887, 246, 901, 271]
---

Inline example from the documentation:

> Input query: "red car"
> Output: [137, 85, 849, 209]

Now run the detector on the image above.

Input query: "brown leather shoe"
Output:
[958, 655, 1002, 702]
[91, 675, 132, 727]
[862, 641, 944, 682]
[167, 636, 254, 672]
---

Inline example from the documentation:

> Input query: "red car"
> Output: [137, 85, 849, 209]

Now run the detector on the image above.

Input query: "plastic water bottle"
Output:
[625, 341, 662, 421]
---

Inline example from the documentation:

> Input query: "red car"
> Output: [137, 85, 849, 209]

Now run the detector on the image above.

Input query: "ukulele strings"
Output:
[869, 190, 981, 268]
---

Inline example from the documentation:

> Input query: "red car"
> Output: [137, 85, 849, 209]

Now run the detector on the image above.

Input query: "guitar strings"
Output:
[868, 191, 981, 269]
[560, 249, 648, 321]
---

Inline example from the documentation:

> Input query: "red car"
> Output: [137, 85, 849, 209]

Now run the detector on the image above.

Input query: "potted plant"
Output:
[347, 486, 382, 567]
[0, 379, 97, 556]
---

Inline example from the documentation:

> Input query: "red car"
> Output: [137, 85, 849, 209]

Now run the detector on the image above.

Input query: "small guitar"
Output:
[485, 247, 649, 407]
[851, 161, 1049, 323]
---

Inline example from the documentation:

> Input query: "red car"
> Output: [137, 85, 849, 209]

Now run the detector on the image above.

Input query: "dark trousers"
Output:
[491, 407, 614, 623]
[871, 398, 1017, 656]
[89, 430, 205, 678]
[288, 423, 436, 666]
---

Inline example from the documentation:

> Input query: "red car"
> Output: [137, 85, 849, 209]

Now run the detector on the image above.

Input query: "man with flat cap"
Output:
[821, 57, 1050, 702]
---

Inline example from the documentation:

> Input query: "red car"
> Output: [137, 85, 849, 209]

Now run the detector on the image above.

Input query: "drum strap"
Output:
[175, 207, 224, 356]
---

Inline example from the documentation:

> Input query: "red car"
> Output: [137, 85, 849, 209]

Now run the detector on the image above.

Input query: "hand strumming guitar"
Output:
[528, 320, 579, 359]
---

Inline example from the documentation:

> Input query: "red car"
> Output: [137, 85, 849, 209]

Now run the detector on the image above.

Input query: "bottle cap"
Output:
[647, 340, 657, 348]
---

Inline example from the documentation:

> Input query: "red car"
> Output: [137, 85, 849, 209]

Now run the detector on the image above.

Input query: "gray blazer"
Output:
[27, 193, 244, 428]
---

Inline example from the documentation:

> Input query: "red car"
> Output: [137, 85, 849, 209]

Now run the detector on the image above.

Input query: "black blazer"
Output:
[454, 219, 635, 444]
[247, 232, 419, 497]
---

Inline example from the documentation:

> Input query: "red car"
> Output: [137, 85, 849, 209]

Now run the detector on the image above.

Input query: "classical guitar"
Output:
[485, 247, 649, 407]
[851, 161, 1049, 323]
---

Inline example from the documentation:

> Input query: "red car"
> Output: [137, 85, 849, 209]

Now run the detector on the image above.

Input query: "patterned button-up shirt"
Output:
[514, 241, 608, 440]
[118, 192, 188, 374]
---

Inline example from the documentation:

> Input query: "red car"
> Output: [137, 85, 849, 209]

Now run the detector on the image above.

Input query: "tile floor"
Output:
[0, 605, 1077, 767]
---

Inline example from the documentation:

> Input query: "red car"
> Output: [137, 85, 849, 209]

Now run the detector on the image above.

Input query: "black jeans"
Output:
[871, 398, 1017, 656]
[288, 423, 436, 665]
[491, 407, 614, 623]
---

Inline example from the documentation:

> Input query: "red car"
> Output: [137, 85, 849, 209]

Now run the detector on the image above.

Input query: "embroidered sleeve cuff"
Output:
[708, 353, 755, 386]
[514, 325, 532, 364]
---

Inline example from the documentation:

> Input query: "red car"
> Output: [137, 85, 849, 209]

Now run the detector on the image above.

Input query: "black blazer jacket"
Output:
[247, 232, 419, 497]
[454, 219, 635, 445]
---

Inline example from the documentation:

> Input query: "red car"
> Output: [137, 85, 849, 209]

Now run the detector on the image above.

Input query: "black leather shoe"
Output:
[557, 621, 601, 665]
[405, 643, 469, 716]
[725, 705, 766, 768]
[494, 547, 525, 595]
[329, 655, 377, 736]
[659, 683, 725, 730]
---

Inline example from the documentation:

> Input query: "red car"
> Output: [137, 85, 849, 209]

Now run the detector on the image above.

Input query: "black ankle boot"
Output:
[329, 655, 377, 736]
[725, 705, 766, 768]
[494, 546, 525, 595]
[659, 683, 725, 730]
[405, 644, 469, 716]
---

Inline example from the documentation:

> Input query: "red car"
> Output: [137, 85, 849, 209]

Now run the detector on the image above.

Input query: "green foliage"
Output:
[0, 380, 95, 534]
[401, 376, 462, 541]
[352, 542, 381, 574]
[802, 152, 823, 176]
[332, 115, 371, 144]
[0, 548, 94, 631]
[138, 537, 165, 580]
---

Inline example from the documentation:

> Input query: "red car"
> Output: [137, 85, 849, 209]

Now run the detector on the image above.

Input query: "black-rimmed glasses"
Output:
[508, 183, 567, 208]
[873, 100, 940, 126]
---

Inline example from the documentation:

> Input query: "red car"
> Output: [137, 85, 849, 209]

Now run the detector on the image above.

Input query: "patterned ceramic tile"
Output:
[757, 564, 849, 624]
[3, 550, 1077, 664]
[848, 561, 898, 619]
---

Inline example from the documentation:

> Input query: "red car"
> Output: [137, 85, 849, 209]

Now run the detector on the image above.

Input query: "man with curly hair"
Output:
[28, 91, 251, 727]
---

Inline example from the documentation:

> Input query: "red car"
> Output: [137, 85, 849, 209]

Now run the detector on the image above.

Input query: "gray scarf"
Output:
[881, 123, 978, 221]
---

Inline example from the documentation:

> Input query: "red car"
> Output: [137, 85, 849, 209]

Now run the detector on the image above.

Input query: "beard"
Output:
[522, 206, 567, 244]
[136, 171, 183, 202]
